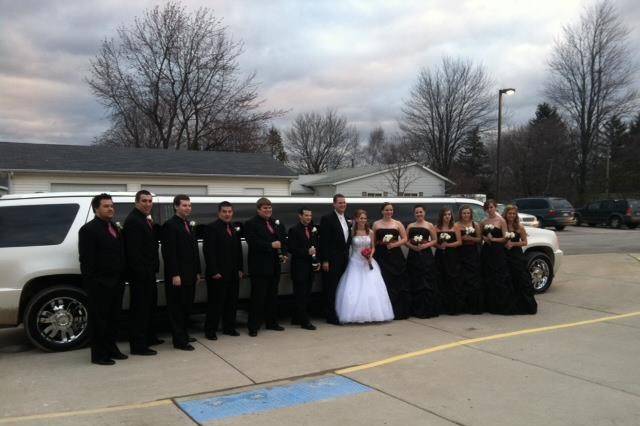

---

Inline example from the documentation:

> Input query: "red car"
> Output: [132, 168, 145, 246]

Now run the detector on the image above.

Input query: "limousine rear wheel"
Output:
[24, 285, 89, 352]
[527, 252, 553, 294]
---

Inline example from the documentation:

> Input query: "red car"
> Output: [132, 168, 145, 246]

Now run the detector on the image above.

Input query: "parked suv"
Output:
[0, 193, 563, 352]
[575, 199, 640, 229]
[512, 197, 575, 231]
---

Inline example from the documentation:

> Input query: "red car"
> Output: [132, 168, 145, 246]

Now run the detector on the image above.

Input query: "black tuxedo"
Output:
[203, 219, 243, 335]
[122, 208, 160, 351]
[287, 222, 318, 326]
[78, 216, 126, 363]
[161, 215, 201, 347]
[244, 214, 287, 332]
[319, 211, 352, 323]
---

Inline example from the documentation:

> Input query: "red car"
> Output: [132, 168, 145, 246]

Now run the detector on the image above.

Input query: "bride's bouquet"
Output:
[361, 247, 374, 270]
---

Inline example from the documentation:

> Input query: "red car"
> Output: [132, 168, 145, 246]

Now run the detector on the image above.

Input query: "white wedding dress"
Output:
[335, 235, 394, 323]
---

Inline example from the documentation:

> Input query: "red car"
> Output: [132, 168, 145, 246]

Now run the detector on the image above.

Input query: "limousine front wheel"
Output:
[527, 252, 553, 294]
[24, 285, 90, 352]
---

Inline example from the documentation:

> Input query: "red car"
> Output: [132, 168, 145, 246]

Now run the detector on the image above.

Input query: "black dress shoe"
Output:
[92, 359, 116, 366]
[188, 337, 197, 343]
[266, 324, 285, 331]
[110, 352, 129, 360]
[301, 323, 316, 330]
[223, 329, 240, 337]
[205, 333, 218, 341]
[249, 330, 258, 337]
[149, 338, 165, 346]
[174, 344, 195, 351]
[131, 348, 157, 356]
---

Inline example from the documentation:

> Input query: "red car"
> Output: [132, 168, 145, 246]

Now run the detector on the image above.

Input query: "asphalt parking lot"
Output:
[1, 225, 640, 425]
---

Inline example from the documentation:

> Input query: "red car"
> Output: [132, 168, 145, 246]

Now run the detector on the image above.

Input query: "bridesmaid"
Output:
[434, 207, 463, 315]
[373, 202, 410, 320]
[405, 205, 440, 318]
[504, 205, 538, 315]
[456, 205, 484, 314]
[480, 199, 515, 315]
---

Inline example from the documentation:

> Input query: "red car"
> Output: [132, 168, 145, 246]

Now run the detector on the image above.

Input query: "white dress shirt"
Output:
[336, 210, 349, 242]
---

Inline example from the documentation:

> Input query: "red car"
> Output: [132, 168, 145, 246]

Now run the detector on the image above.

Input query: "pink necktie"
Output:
[266, 221, 275, 234]
[184, 221, 191, 234]
[108, 223, 117, 239]
[227, 224, 233, 237]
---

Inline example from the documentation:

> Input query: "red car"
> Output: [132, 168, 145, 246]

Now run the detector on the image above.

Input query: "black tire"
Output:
[554, 225, 566, 231]
[23, 285, 90, 352]
[526, 251, 553, 294]
[609, 216, 622, 229]
[575, 215, 582, 226]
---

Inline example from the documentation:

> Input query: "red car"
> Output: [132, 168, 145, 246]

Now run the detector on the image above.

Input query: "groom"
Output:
[319, 194, 351, 325]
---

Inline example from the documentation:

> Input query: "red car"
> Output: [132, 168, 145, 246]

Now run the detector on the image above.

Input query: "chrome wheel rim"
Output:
[611, 218, 620, 228]
[530, 258, 550, 291]
[36, 297, 88, 345]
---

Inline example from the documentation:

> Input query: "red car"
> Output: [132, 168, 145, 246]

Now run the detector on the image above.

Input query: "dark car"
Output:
[512, 197, 575, 231]
[575, 199, 640, 229]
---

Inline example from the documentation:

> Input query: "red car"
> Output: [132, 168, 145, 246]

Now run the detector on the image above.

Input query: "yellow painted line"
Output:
[336, 310, 640, 375]
[0, 399, 172, 424]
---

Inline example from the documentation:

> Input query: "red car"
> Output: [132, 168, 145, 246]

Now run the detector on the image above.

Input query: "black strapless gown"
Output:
[374, 228, 410, 320]
[406, 227, 439, 318]
[481, 227, 516, 314]
[505, 231, 538, 315]
[434, 230, 463, 315]
[458, 226, 483, 314]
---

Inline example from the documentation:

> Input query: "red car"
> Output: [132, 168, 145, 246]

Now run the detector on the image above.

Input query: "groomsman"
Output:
[287, 207, 319, 330]
[79, 193, 127, 365]
[319, 194, 351, 325]
[122, 190, 162, 356]
[203, 201, 244, 340]
[244, 197, 287, 337]
[161, 194, 201, 351]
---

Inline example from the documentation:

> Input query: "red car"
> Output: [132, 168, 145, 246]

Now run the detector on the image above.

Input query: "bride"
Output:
[335, 209, 394, 323]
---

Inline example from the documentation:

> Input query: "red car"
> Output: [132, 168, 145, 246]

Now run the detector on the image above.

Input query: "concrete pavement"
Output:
[1, 252, 640, 425]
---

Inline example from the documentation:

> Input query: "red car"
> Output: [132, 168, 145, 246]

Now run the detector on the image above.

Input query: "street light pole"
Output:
[496, 88, 515, 201]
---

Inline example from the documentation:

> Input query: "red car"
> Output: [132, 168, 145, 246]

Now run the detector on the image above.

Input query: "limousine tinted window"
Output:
[0, 204, 80, 248]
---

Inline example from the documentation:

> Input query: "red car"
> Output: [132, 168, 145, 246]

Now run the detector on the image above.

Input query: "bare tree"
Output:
[284, 109, 359, 173]
[400, 56, 494, 176]
[87, 1, 281, 151]
[365, 126, 387, 165]
[545, 1, 638, 202]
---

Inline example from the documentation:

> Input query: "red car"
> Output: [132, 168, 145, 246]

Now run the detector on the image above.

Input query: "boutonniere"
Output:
[235, 226, 241, 232]
[347, 219, 353, 226]
[115, 222, 123, 230]
[274, 219, 280, 226]
[312, 226, 318, 233]
[146, 215, 153, 222]
[189, 220, 196, 227]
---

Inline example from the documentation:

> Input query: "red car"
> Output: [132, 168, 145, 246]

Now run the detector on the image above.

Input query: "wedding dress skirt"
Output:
[335, 235, 394, 323]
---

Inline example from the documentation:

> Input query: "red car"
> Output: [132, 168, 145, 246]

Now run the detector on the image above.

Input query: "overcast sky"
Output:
[1, 0, 638, 146]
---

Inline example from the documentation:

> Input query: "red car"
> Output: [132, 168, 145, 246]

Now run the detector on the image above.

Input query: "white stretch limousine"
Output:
[0, 193, 563, 351]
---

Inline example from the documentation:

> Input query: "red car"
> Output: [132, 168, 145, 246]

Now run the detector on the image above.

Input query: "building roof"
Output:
[0, 142, 296, 178]
[300, 162, 454, 186]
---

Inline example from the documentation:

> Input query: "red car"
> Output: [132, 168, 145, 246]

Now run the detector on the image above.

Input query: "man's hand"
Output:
[238, 271, 244, 280]
[272, 241, 282, 249]
[322, 262, 330, 272]
[308, 246, 316, 256]
[172, 276, 181, 287]
[212, 273, 222, 280]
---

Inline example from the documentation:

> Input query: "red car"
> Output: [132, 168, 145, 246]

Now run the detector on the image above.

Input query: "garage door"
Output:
[51, 183, 127, 192]
[142, 185, 208, 195]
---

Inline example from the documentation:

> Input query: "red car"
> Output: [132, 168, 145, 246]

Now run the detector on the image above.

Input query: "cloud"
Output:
[0, 0, 638, 146]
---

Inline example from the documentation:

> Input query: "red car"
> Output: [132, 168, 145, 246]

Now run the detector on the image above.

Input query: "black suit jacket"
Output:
[319, 211, 352, 263]
[122, 208, 159, 280]
[161, 215, 201, 284]
[244, 215, 286, 276]
[78, 216, 125, 288]
[203, 219, 243, 280]
[287, 222, 319, 263]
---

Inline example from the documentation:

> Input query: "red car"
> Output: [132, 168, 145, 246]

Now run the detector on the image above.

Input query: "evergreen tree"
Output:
[457, 126, 492, 193]
[265, 126, 287, 163]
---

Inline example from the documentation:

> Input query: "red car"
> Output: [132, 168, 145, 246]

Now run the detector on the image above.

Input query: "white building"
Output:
[291, 162, 453, 197]
[0, 142, 296, 196]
